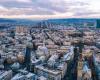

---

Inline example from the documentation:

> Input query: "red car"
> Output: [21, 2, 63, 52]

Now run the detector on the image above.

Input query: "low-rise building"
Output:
[0, 70, 12, 80]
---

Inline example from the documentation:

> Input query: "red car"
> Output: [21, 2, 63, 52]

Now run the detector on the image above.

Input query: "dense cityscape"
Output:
[0, 19, 100, 80]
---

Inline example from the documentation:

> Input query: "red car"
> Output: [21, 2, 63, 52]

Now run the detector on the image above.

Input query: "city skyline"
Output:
[0, 0, 100, 19]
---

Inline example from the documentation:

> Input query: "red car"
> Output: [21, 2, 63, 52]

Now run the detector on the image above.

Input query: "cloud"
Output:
[16, 0, 32, 3]
[0, 0, 99, 19]
[0, 0, 32, 3]
[0, 6, 55, 16]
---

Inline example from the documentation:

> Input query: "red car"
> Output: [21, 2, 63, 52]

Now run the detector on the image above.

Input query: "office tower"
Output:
[25, 42, 33, 71]
[10, 30, 15, 38]
[16, 27, 28, 35]
[97, 19, 100, 28]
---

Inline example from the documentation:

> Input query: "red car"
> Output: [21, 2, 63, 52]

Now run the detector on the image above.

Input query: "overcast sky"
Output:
[0, 0, 100, 19]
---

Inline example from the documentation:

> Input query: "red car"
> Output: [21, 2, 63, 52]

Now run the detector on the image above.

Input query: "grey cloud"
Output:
[32, 0, 88, 13]
[74, 10, 100, 17]
[0, 0, 98, 17]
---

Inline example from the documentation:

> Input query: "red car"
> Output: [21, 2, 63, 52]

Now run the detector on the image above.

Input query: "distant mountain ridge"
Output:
[0, 18, 100, 28]
[0, 18, 41, 24]
[47, 18, 97, 23]
[0, 18, 16, 23]
[0, 18, 99, 23]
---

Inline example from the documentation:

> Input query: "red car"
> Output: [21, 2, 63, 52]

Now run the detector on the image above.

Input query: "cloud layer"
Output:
[0, 0, 100, 19]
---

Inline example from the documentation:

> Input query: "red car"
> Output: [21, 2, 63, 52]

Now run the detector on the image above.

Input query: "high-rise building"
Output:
[96, 19, 100, 28]
[16, 27, 28, 35]
[25, 42, 33, 71]
[10, 30, 15, 38]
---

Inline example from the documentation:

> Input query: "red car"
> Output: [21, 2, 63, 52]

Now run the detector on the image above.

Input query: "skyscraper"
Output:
[97, 19, 100, 28]
[10, 30, 15, 39]
[25, 42, 33, 71]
